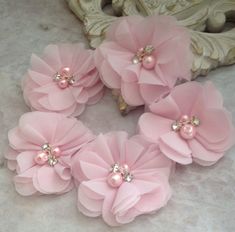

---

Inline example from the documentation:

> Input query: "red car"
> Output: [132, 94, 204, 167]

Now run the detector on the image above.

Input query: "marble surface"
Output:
[0, 1, 235, 232]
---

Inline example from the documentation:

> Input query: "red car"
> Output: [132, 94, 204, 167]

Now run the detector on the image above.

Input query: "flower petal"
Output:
[138, 113, 172, 142]
[112, 183, 140, 215]
[78, 184, 103, 214]
[34, 165, 71, 194]
[121, 81, 144, 106]
[14, 166, 39, 196]
[188, 139, 224, 166]
[30, 54, 55, 76]
[196, 108, 232, 143]
[139, 83, 170, 104]
[159, 131, 192, 164]
[16, 151, 36, 174]
[80, 161, 109, 180]
[149, 95, 181, 120]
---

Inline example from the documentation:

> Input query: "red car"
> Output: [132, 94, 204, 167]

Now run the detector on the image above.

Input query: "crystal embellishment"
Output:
[109, 163, 133, 183]
[53, 67, 75, 89]
[132, 45, 155, 64]
[35, 143, 61, 167]
[171, 115, 200, 132]
[171, 115, 200, 140]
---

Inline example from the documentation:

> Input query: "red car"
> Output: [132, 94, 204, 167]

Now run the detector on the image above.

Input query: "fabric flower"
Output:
[72, 131, 173, 226]
[138, 81, 235, 166]
[95, 14, 192, 107]
[22, 43, 104, 116]
[5, 111, 94, 196]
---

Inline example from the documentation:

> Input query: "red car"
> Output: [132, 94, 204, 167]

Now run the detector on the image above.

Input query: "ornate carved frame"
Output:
[66, 0, 235, 113]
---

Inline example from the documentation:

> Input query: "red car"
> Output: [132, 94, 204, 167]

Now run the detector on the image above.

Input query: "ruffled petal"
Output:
[112, 183, 140, 215]
[124, 139, 145, 168]
[16, 151, 36, 174]
[196, 108, 232, 144]
[121, 81, 144, 106]
[8, 127, 40, 151]
[30, 54, 55, 76]
[139, 83, 170, 105]
[171, 81, 203, 115]
[80, 161, 108, 180]
[42, 44, 62, 71]
[149, 95, 181, 120]
[18, 111, 60, 144]
[134, 175, 171, 212]
[102, 191, 120, 226]
[34, 165, 71, 194]
[78, 183, 103, 215]
[82, 179, 112, 197]
[99, 59, 121, 89]
[14, 166, 39, 196]
[188, 139, 224, 166]
[159, 132, 192, 164]
[138, 113, 173, 142]
[54, 162, 71, 181]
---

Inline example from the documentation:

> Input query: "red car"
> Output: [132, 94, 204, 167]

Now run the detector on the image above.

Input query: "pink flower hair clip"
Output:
[23, 43, 104, 116]
[72, 132, 173, 226]
[95, 14, 192, 107]
[138, 81, 235, 165]
[5, 111, 94, 195]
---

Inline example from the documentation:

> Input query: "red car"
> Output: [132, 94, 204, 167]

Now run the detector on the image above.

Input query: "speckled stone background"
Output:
[0, 1, 235, 232]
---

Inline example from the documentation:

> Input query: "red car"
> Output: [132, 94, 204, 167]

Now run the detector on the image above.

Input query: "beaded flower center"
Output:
[107, 163, 133, 188]
[171, 115, 200, 140]
[53, 67, 75, 89]
[132, 45, 155, 69]
[34, 143, 61, 166]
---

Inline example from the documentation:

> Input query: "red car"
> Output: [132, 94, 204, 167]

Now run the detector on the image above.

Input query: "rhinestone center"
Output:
[132, 45, 155, 64]
[35, 143, 61, 167]
[53, 67, 75, 89]
[171, 115, 200, 140]
[108, 163, 133, 184]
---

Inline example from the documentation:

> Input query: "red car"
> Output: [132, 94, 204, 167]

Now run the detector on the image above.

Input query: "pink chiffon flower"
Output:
[5, 111, 94, 196]
[95, 15, 192, 106]
[22, 43, 104, 116]
[138, 81, 235, 166]
[72, 131, 173, 226]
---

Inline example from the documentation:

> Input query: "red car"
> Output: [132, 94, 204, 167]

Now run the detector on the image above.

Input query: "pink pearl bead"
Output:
[142, 55, 155, 69]
[35, 151, 48, 165]
[60, 67, 71, 76]
[52, 147, 61, 157]
[180, 115, 190, 123]
[180, 124, 196, 140]
[58, 79, 68, 89]
[107, 172, 123, 188]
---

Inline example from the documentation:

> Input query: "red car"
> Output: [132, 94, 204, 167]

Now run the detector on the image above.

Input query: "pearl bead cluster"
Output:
[132, 45, 156, 70]
[171, 115, 200, 140]
[34, 143, 61, 166]
[54, 67, 75, 89]
[107, 163, 133, 188]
